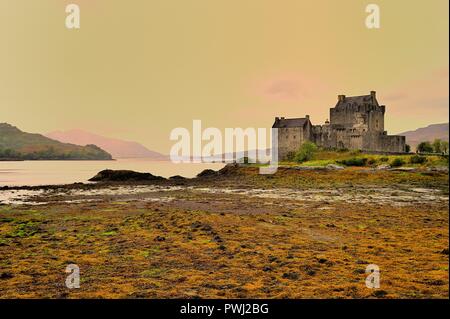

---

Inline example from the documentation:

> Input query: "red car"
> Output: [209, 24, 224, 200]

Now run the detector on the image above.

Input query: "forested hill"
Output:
[0, 123, 112, 160]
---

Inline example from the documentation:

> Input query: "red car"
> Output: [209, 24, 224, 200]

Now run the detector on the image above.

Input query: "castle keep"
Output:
[273, 91, 406, 160]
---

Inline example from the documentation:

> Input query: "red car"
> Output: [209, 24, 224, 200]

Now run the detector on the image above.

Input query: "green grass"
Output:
[237, 150, 448, 169]
[297, 159, 336, 167]
[7, 221, 41, 238]
[281, 150, 448, 168]
[141, 268, 165, 278]
[101, 230, 118, 236]
[0, 238, 10, 246]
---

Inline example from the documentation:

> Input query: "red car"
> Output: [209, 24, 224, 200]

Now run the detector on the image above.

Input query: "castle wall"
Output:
[277, 127, 304, 160]
[330, 107, 361, 129]
[367, 107, 385, 132]
[349, 134, 363, 150]
[312, 125, 333, 148]
[362, 132, 405, 152]
[312, 122, 404, 153]
[334, 127, 350, 149]
[274, 92, 406, 158]
[378, 135, 405, 153]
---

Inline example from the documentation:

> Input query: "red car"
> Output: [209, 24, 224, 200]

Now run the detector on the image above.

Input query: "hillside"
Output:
[399, 123, 449, 150]
[46, 129, 167, 160]
[0, 123, 112, 160]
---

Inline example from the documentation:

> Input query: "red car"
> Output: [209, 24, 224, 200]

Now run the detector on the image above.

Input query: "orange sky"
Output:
[0, 0, 448, 153]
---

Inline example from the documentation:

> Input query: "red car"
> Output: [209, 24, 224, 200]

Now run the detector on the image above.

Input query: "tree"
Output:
[294, 141, 318, 163]
[432, 139, 442, 153]
[405, 144, 411, 153]
[0, 148, 19, 158]
[441, 141, 449, 154]
[417, 141, 433, 153]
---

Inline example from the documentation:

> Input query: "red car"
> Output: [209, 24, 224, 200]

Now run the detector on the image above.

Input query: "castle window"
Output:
[376, 120, 379, 129]
[293, 135, 296, 139]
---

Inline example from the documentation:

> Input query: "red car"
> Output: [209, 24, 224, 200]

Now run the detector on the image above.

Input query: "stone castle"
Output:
[273, 91, 406, 160]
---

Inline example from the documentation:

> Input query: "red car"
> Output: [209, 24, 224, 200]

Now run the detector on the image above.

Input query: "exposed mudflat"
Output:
[0, 166, 448, 298]
[1, 184, 447, 207]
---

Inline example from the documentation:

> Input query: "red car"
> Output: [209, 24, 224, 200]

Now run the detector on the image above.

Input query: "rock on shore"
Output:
[89, 169, 165, 182]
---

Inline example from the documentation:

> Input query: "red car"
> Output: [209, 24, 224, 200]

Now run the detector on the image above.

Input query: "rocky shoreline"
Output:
[0, 162, 448, 298]
[1, 163, 448, 192]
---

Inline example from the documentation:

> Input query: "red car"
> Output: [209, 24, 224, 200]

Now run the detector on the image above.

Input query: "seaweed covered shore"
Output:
[0, 164, 448, 298]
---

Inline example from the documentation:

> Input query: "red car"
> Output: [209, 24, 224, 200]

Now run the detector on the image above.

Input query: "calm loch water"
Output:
[0, 159, 225, 187]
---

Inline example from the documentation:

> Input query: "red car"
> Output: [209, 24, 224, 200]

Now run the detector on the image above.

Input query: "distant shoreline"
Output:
[0, 158, 24, 161]
[0, 158, 116, 162]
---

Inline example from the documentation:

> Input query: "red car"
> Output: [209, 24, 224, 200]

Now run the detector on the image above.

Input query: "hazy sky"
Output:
[0, 0, 448, 153]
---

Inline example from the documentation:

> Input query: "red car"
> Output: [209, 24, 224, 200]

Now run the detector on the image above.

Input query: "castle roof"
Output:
[272, 117, 309, 128]
[335, 92, 379, 108]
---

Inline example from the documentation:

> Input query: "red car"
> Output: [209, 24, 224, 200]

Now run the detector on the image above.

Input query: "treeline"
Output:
[416, 139, 449, 154]
[0, 145, 112, 160]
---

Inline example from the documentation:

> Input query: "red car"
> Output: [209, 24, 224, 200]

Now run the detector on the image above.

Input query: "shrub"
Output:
[337, 157, 368, 166]
[379, 156, 389, 162]
[367, 157, 377, 165]
[390, 158, 405, 167]
[285, 151, 296, 162]
[294, 142, 318, 163]
[405, 144, 411, 153]
[409, 155, 427, 164]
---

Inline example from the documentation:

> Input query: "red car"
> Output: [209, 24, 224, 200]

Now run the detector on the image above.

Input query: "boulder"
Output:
[427, 166, 449, 173]
[326, 164, 345, 170]
[169, 175, 187, 180]
[390, 167, 417, 172]
[196, 169, 218, 178]
[218, 164, 240, 176]
[89, 169, 165, 182]
[280, 165, 325, 171]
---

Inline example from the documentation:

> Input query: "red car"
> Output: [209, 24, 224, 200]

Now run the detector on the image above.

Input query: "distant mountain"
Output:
[0, 123, 112, 160]
[45, 129, 167, 160]
[399, 123, 449, 150]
